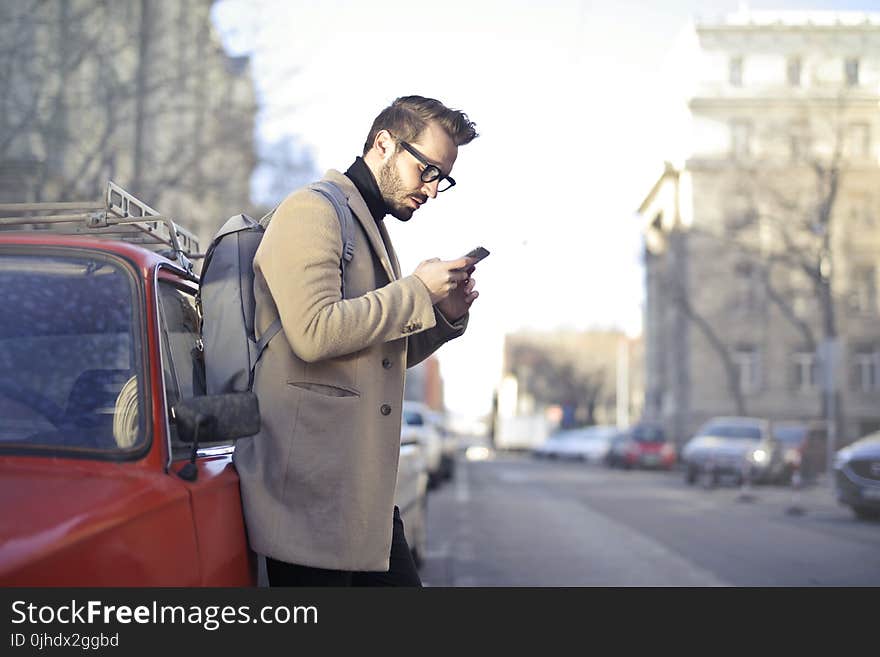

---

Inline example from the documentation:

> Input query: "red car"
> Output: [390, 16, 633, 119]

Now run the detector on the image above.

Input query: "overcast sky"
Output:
[212, 0, 879, 420]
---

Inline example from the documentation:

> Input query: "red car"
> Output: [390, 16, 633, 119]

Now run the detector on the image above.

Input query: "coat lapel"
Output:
[323, 170, 397, 283]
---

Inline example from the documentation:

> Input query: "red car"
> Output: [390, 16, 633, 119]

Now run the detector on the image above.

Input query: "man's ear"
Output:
[375, 130, 395, 162]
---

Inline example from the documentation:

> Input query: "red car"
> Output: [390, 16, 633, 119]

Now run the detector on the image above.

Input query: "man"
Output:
[234, 96, 480, 586]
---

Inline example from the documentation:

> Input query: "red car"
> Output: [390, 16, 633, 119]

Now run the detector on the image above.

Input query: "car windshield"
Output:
[697, 423, 762, 440]
[774, 426, 807, 444]
[0, 252, 145, 453]
[631, 424, 665, 442]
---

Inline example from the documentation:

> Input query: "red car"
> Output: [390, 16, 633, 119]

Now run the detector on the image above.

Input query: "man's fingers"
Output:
[448, 256, 473, 271]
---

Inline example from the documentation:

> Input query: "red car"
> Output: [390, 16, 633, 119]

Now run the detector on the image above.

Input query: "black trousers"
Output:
[266, 506, 422, 587]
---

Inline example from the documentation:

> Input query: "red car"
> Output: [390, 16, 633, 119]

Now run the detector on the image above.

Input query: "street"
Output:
[419, 450, 880, 586]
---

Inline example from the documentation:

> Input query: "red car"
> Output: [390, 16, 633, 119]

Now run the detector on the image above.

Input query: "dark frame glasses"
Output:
[399, 141, 456, 192]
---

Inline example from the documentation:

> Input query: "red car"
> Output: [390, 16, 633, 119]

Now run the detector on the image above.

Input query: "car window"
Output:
[403, 410, 424, 426]
[0, 252, 145, 452]
[697, 423, 762, 439]
[157, 281, 224, 460]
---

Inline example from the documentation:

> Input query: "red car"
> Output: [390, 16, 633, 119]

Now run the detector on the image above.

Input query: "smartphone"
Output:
[464, 246, 490, 264]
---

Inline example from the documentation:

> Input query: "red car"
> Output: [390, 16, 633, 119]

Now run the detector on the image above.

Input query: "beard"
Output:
[378, 156, 420, 222]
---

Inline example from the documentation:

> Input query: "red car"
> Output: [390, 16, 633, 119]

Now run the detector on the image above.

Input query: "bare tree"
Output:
[0, 0, 259, 241]
[681, 105, 865, 444]
[506, 341, 610, 428]
[661, 235, 750, 416]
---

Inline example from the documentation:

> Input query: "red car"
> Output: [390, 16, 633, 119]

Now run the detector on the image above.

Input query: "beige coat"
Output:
[233, 170, 466, 571]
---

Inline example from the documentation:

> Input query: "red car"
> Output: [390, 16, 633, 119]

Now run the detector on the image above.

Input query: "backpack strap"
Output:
[308, 180, 356, 299]
[248, 316, 282, 390]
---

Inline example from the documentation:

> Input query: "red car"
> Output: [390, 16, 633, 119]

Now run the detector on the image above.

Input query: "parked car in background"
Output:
[402, 400, 443, 488]
[833, 431, 880, 521]
[534, 425, 621, 462]
[773, 421, 828, 484]
[395, 427, 429, 567]
[0, 183, 259, 585]
[566, 425, 622, 463]
[426, 409, 456, 481]
[681, 416, 785, 485]
[605, 423, 676, 470]
[532, 428, 580, 459]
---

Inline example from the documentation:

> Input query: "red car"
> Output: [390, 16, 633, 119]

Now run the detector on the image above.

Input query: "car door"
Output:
[156, 269, 255, 585]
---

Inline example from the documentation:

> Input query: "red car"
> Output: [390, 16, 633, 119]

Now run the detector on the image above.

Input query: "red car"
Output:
[606, 423, 677, 470]
[0, 183, 259, 586]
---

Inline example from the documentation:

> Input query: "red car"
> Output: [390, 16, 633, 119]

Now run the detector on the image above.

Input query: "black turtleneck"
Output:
[344, 157, 387, 225]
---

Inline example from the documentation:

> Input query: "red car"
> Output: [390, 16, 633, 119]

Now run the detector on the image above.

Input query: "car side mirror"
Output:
[172, 393, 260, 482]
[173, 392, 260, 444]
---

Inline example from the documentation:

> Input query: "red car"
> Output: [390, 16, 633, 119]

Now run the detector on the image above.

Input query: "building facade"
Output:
[638, 10, 880, 448]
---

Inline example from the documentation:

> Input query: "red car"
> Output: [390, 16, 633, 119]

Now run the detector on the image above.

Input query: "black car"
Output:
[773, 421, 828, 484]
[833, 431, 880, 521]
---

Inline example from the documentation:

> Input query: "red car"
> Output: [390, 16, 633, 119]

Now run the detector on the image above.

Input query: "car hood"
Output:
[841, 434, 880, 459]
[684, 436, 758, 458]
[0, 458, 185, 578]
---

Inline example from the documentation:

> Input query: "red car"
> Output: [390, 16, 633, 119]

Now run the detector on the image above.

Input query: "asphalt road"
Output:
[418, 449, 880, 586]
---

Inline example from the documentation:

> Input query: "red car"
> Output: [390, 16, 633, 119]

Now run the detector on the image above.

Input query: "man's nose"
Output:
[422, 179, 439, 199]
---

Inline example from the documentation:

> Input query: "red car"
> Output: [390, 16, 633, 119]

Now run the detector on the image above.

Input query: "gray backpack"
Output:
[199, 181, 355, 395]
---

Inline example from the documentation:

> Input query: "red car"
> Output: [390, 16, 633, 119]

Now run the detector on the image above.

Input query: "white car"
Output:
[532, 429, 579, 459]
[402, 400, 444, 488]
[394, 430, 429, 568]
[533, 426, 620, 462]
[563, 425, 621, 463]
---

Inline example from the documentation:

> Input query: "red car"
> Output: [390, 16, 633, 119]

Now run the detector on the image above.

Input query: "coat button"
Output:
[382, 358, 392, 369]
[380, 404, 392, 416]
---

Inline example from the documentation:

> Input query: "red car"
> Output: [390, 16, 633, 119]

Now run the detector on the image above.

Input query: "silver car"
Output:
[682, 417, 785, 485]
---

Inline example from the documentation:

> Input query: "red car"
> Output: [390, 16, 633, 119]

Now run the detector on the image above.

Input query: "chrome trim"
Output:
[196, 444, 236, 458]
[838, 462, 880, 488]
[154, 264, 174, 473]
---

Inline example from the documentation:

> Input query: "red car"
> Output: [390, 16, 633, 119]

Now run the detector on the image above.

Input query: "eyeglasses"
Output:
[399, 141, 456, 192]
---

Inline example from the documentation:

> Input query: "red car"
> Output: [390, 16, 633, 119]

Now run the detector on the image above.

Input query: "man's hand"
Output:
[437, 268, 478, 323]
[413, 257, 474, 305]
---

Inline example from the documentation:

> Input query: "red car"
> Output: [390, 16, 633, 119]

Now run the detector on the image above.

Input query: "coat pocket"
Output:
[287, 381, 360, 398]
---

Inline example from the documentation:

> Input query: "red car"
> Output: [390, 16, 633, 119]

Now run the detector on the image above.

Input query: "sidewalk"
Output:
[719, 473, 842, 515]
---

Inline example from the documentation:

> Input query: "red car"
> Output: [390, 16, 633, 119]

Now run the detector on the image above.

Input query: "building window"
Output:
[733, 346, 761, 394]
[851, 265, 878, 314]
[845, 58, 860, 86]
[792, 351, 818, 392]
[853, 347, 880, 392]
[733, 261, 762, 313]
[787, 57, 802, 86]
[731, 120, 752, 158]
[849, 197, 876, 229]
[788, 121, 809, 162]
[845, 123, 871, 159]
[729, 57, 743, 86]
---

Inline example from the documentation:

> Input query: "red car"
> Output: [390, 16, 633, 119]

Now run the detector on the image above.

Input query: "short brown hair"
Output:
[362, 95, 478, 156]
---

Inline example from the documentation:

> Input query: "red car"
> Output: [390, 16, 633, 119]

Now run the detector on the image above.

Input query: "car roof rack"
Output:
[0, 181, 201, 272]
